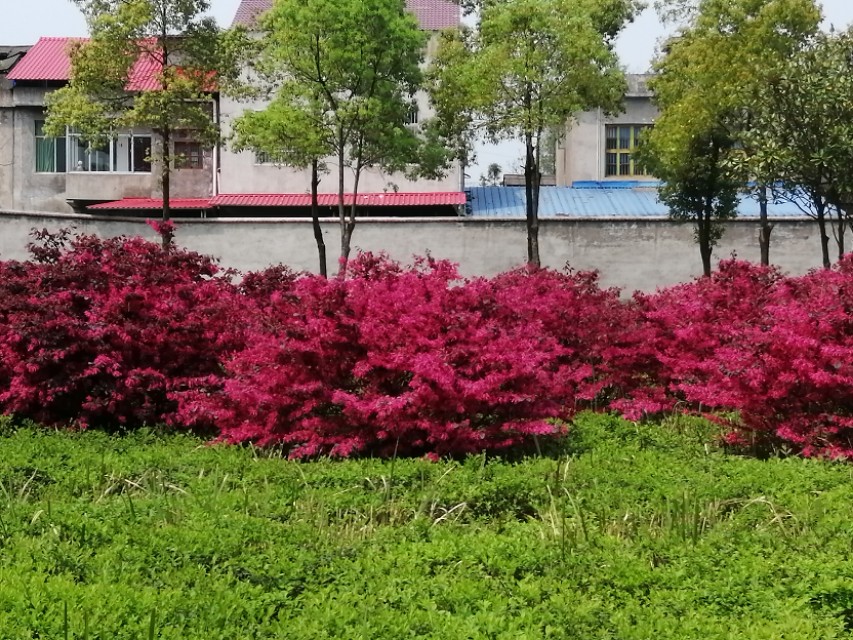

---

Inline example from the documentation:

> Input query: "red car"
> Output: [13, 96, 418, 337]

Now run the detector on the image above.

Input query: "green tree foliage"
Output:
[740, 29, 853, 269]
[45, 0, 243, 246]
[641, 130, 740, 277]
[479, 162, 502, 186]
[429, 0, 638, 267]
[231, 0, 453, 276]
[538, 126, 558, 177]
[641, 0, 820, 271]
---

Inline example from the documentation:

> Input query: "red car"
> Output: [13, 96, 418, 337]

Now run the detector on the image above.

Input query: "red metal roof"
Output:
[232, 0, 272, 27]
[210, 192, 466, 207]
[88, 198, 211, 211]
[406, 0, 460, 31]
[7, 37, 81, 82]
[231, 0, 459, 30]
[87, 192, 465, 211]
[7, 37, 164, 91]
[126, 47, 163, 92]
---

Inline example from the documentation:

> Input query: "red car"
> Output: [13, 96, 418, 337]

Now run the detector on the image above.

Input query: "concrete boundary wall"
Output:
[0, 210, 824, 292]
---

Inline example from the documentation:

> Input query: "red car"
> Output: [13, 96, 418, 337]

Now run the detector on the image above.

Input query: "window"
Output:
[131, 136, 152, 173]
[35, 121, 66, 173]
[404, 99, 419, 126]
[68, 129, 152, 173]
[174, 141, 203, 169]
[605, 125, 651, 177]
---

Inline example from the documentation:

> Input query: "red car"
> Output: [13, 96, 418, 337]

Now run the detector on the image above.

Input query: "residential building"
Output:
[1, 37, 216, 213]
[555, 74, 658, 187]
[0, 46, 30, 210]
[0, 0, 464, 216]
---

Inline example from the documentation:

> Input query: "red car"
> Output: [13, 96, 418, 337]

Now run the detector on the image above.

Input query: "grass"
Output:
[2, 413, 853, 638]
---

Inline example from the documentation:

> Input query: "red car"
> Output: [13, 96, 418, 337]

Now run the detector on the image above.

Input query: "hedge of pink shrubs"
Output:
[3, 229, 853, 459]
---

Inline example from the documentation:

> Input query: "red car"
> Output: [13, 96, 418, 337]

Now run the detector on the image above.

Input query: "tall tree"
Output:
[429, 0, 638, 268]
[236, 0, 451, 276]
[45, 0, 242, 248]
[640, 128, 740, 277]
[647, 0, 820, 266]
[231, 86, 331, 276]
[479, 162, 502, 186]
[740, 30, 853, 269]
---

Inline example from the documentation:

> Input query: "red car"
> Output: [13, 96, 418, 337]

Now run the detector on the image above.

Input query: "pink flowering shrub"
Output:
[695, 258, 853, 457]
[193, 255, 604, 457]
[147, 218, 175, 246]
[0, 231, 245, 430]
[483, 267, 656, 412]
[615, 258, 853, 458]
[9, 228, 853, 461]
[617, 260, 784, 420]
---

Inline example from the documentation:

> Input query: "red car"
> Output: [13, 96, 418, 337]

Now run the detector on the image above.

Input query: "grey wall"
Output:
[0, 210, 824, 293]
[0, 103, 13, 211]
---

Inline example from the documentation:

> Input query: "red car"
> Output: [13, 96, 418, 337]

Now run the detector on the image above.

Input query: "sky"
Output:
[4, 0, 853, 179]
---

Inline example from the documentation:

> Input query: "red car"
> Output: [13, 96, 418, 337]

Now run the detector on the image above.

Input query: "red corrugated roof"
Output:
[87, 193, 465, 211]
[232, 0, 272, 27]
[210, 192, 466, 207]
[7, 37, 164, 91]
[126, 47, 162, 92]
[406, 0, 460, 31]
[88, 198, 211, 211]
[7, 37, 81, 82]
[231, 0, 459, 30]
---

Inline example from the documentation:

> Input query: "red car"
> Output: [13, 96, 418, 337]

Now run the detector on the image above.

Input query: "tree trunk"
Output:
[758, 186, 773, 266]
[311, 159, 327, 278]
[339, 168, 360, 278]
[835, 206, 846, 261]
[336, 135, 353, 277]
[340, 214, 355, 277]
[524, 132, 541, 268]
[699, 239, 713, 277]
[161, 126, 172, 251]
[816, 199, 831, 269]
[698, 212, 713, 278]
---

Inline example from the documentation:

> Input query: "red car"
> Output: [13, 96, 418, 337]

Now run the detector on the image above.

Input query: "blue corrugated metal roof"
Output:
[466, 186, 810, 220]
[571, 180, 662, 189]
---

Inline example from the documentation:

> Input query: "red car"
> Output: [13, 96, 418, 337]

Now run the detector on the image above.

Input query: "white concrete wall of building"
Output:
[556, 75, 659, 186]
[218, 93, 463, 195]
[217, 31, 463, 196]
[0, 210, 825, 293]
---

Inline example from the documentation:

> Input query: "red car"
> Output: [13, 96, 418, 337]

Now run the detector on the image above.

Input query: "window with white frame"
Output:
[68, 129, 152, 173]
[404, 99, 419, 126]
[34, 121, 67, 173]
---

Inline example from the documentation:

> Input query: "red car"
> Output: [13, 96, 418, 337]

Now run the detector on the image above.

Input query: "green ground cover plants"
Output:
[2, 412, 853, 638]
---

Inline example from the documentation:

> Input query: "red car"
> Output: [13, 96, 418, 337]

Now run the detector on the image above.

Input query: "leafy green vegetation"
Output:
[2, 412, 853, 638]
